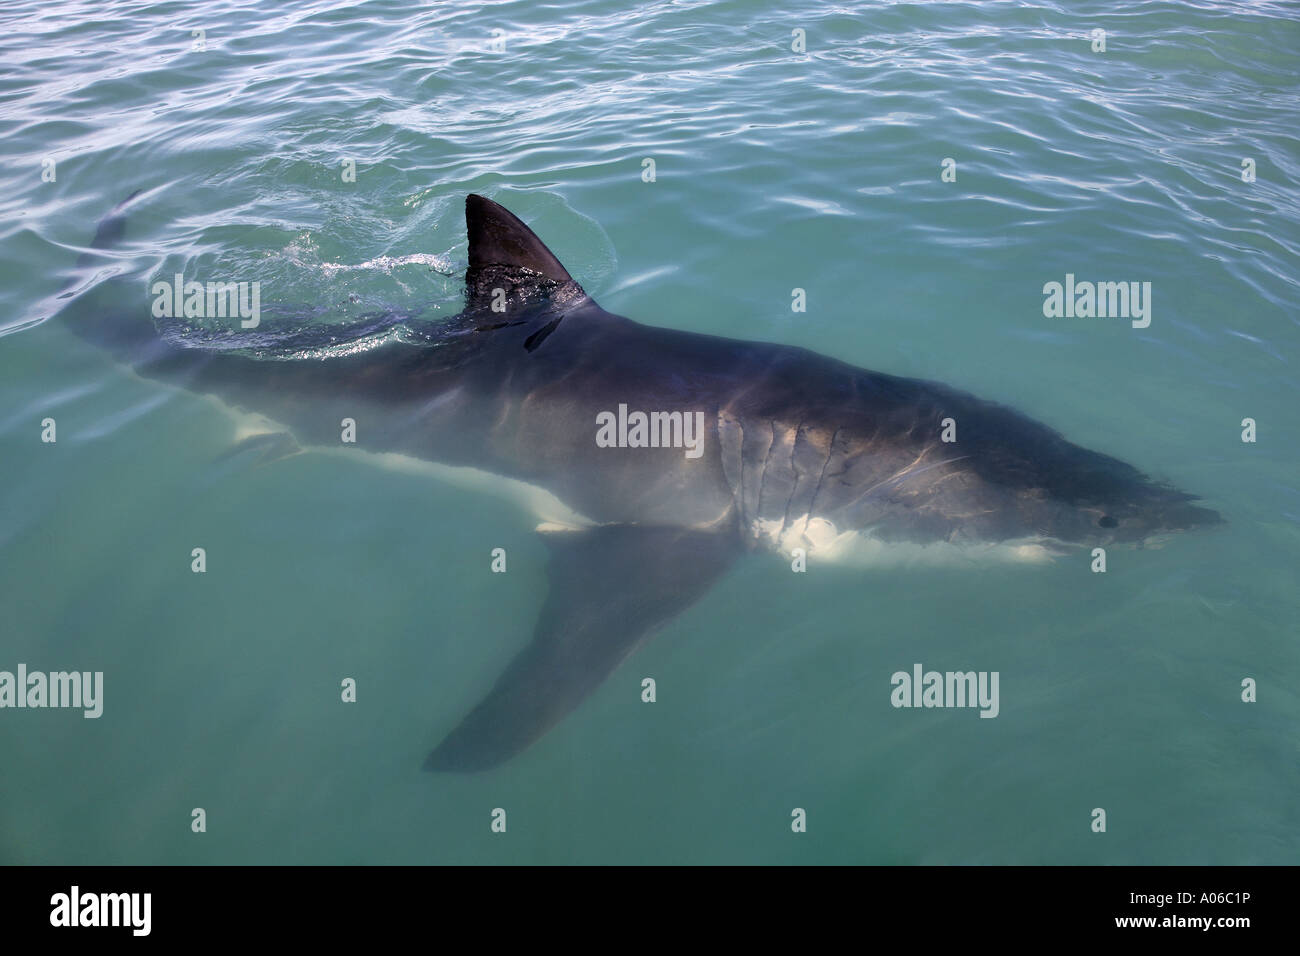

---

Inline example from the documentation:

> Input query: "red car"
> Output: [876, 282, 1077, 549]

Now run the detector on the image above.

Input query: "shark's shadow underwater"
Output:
[67, 192, 1221, 771]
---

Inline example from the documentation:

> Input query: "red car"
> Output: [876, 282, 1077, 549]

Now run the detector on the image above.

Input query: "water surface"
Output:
[1, 0, 1297, 863]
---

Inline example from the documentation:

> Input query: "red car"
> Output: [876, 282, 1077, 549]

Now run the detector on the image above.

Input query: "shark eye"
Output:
[1098, 515, 1119, 528]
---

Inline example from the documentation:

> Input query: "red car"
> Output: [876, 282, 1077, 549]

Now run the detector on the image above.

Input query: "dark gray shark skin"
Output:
[67, 192, 1221, 771]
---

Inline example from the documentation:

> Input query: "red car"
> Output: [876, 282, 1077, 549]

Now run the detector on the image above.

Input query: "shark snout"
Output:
[1091, 497, 1223, 547]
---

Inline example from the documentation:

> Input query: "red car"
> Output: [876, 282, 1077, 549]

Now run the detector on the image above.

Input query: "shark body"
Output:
[67, 193, 1221, 770]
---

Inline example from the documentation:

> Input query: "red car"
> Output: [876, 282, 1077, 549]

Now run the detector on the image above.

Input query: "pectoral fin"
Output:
[424, 523, 738, 772]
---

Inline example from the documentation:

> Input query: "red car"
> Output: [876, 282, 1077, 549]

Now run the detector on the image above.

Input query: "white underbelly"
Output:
[753, 514, 1059, 567]
[222, 405, 596, 531]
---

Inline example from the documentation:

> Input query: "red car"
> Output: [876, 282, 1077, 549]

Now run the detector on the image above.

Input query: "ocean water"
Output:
[1, 0, 1297, 865]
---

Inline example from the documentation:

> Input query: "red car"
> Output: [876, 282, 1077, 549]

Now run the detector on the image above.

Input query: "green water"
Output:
[1, 0, 1297, 864]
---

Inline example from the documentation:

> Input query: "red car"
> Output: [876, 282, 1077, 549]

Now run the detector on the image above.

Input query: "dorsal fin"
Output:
[466, 194, 573, 282]
[463, 194, 587, 320]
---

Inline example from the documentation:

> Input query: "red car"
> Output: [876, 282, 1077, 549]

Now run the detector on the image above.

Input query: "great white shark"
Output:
[65, 191, 1221, 771]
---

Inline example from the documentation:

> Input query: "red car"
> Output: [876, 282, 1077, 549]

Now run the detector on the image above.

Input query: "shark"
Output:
[64, 191, 1221, 771]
